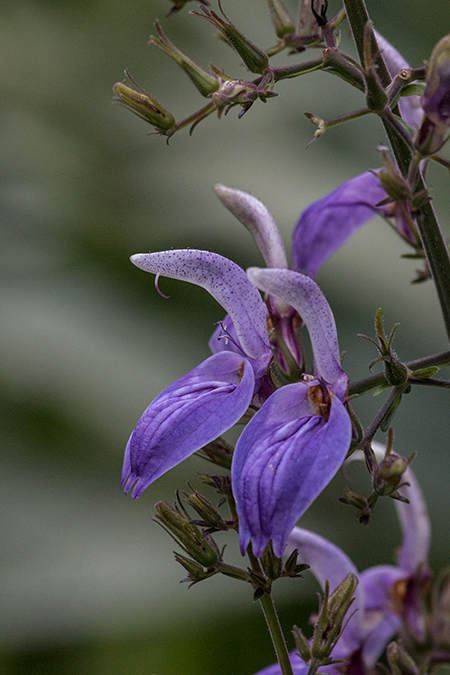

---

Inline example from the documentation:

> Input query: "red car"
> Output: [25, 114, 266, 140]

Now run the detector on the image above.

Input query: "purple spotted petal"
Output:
[122, 352, 254, 498]
[286, 527, 364, 653]
[246, 267, 347, 395]
[374, 31, 424, 131]
[232, 382, 352, 557]
[131, 249, 271, 360]
[214, 184, 288, 270]
[291, 172, 387, 278]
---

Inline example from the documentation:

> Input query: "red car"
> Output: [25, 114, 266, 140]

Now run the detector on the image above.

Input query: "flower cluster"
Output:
[254, 445, 431, 674]
[122, 184, 353, 557]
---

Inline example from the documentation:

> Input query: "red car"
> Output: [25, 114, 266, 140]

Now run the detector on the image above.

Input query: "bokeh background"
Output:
[1, 1, 449, 673]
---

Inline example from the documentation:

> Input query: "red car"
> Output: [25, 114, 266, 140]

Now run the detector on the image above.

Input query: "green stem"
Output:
[348, 350, 450, 397]
[341, 0, 390, 85]
[272, 57, 324, 81]
[247, 548, 294, 675]
[259, 593, 294, 675]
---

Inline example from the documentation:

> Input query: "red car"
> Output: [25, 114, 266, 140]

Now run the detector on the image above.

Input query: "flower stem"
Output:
[348, 350, 450, 396]
[247, 547, 294, 675]
[259, 593, 294, 675]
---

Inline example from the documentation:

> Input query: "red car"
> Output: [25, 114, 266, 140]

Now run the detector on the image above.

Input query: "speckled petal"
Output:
[246, 267, 347, 394]
[122, 352, 254, 498]
[214, 184, 288, 269]
[131, 249, 271, 360]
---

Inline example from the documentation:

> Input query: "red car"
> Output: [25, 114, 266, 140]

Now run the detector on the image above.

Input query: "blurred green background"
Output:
[1, 1, 449, 673]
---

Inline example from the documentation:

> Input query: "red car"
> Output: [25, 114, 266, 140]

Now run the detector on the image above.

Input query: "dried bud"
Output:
[150, 21, 219, 97]
[195, 5, 269, 74]
[266, 0, 295, 39]
[112, 80, 175, 132]
[155, 501, 219, 567]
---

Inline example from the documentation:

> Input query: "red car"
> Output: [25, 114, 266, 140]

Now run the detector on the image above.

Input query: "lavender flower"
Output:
[254, 449, 431, 674]
[122, 193, 352, 557]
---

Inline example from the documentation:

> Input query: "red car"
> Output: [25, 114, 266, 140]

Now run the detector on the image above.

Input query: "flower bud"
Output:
[386, 641, 420, 675]
[184, 490, 224, 529]
[292, 625, 311, 662]
[266, 0, 295, 39]
[373, 453, 408, 497]
[195, 5, 269, 74]
[311, 574, 358, 659]
[150, 21, 219, 97]
[155, 501, 219, 567]
[112, 81, 175, 132]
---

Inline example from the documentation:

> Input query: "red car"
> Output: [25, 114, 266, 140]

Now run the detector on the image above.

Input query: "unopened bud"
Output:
[311, 574, 358, 658]
[112, 81, 175, 132]
[386, 641, 420, 675]
[150, 21, 219, 97]
[292, 625, 311, 662]
[155, 501, 218, 567]
[373, 453, 408, 496]
[266, 0, 295, 38]
[377, 167, 411, 203]
[196, 5, 269, 74]
[184, 490, 224, 529]
[174, 552, 211, 584]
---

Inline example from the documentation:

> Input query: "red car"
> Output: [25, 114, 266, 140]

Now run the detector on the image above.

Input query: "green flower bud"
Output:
[195, 5, 269, 74]
[386, 641, 420, 675]
[150, 21, 219, 97]
[373, 453, 408, 497]
[155, 501, 219, 567]
[266, 0, 295, 39]
[311, 574, 358, 659]
[292, 625, 311, 662]
[112, 80, 175, 132]
[184, 490, 224, 529]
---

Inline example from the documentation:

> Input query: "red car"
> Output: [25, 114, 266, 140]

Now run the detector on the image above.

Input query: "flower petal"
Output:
[286, 527, 364, 652]
[246, 267, 347, 394]
[395, 466, 431, 575]
[122, 352, 254, 497]
[131, 249, 271, 360]
[232, 383, 352, 557]
[291, 172, 387, 278]
[358, 565, 403, 665]
[374, 31, 424, 131]
[214, 184, 288, 269]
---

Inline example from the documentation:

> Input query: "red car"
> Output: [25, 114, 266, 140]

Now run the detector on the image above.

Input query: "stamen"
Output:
[154, 273, 170, 298]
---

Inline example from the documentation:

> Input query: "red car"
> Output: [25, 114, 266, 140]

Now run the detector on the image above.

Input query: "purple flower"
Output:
[291, 171, 418, 278]
[232, 267, 351, 557]
[122, 225, 351, 558]
[122, 249, 273, 498]
[254, 450, 431, 674]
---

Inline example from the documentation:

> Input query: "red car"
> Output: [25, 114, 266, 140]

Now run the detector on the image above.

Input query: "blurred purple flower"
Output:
[254, 451, 431, 674]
